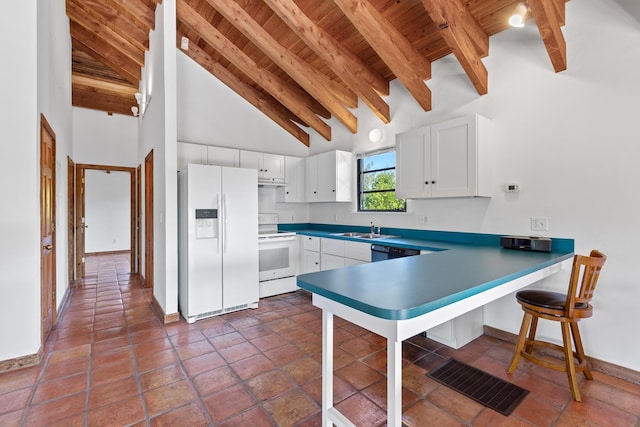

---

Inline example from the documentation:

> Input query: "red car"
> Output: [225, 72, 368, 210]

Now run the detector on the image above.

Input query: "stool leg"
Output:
[508, 312, 532, 374]
[561, 321, 581, 401]
[524, 315, 539, 354]
[570, 321, 593, 380]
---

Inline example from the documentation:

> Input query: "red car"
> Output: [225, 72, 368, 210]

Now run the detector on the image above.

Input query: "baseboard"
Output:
[151, 295, 180, 324]
[483, 325, 640, 386]
[57, 285, 73, 322]
[0, 348, 42, 374]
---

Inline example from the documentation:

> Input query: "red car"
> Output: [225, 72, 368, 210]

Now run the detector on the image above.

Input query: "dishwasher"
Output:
[371, 244, 420, 262]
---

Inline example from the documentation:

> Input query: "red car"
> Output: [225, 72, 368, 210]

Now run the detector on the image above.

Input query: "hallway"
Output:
[1, 254, 639, 426]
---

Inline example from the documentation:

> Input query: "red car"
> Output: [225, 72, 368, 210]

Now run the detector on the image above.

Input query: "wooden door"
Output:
[144, 150, 154, 289]
[75, 167, 85, 278]
[67, 157, 75, 282]
[135, 165, 141, 274]
[40, 115, 56, 343]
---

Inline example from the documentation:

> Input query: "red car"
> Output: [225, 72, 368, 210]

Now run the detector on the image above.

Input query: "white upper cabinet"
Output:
[207, 146, 239, 168]
[240, 150, 285, 183]
[178, 142, 240, 171]
[306, 150, 353, 203]
[396, 114, 491, 199]
[277, 156, 305, 203]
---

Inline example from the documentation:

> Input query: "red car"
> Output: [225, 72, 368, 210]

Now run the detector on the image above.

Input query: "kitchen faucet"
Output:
[371, 222, 375, 235]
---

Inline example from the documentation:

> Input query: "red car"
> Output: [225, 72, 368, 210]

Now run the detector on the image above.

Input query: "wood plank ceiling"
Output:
[67, 0, 569, 146]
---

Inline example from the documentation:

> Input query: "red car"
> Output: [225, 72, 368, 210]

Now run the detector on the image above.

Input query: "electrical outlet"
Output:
[530, 217, 548, 231]
[419, 216, 429, 225]
[333, 214, 338, 222]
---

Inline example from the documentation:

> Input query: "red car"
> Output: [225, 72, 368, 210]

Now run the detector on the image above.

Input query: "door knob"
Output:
[43, 244, 53, 250]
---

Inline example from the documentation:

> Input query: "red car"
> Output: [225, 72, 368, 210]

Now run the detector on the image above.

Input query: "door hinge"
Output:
[81, 177, 85, 184]
[81, 257, 85, 263]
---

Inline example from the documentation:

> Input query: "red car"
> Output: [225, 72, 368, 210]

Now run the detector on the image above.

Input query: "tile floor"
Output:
[1, 254, 639, 426]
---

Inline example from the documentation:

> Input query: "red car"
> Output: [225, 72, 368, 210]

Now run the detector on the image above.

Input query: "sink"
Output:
[332, 232, 397, 239]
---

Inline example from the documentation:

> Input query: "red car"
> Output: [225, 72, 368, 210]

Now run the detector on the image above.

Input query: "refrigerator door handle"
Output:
[216, 193, 221, 254]
[223, 193, 228, 253]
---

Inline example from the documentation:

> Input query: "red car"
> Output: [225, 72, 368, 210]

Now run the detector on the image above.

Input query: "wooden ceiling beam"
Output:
[206, 0, 358, 134]
[104, 0, 155, 32]
[177, 34, 310, 146]
[422, 0, 488, 95]
[74, 0, 150, 51]
[72, 87, 136, 116]
[332, 0, 433, 112]
[71, 26, 141, 86]
[263, 0, 390, 125]
[72, 73, 137, 97]
[177, 1, 332, 141]
[67, 0, 146, 68]
[528, 0, 567, 72]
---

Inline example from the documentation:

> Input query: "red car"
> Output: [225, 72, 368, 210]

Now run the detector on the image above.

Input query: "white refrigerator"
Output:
[178, 163, 259, 323]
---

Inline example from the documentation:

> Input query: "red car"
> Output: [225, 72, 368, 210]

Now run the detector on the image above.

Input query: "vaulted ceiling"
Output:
[67, 0, 570, 146]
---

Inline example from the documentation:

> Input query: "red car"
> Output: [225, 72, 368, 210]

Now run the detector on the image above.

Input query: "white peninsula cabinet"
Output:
[177, 142, 239, 171]
[300, 235, 321, 274]
[277, 156, 305, 203]
[240, 151, 285, 183]
[396, 114, 491, 199]
[321, 238, 370, 271]
[305, 150, 353, 202]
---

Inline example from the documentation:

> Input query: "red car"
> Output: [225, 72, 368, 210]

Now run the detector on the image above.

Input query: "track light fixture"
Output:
[509, 2, 529, 28]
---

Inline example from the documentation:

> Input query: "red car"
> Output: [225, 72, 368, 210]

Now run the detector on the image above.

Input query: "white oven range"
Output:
[258, 214, 298, 297]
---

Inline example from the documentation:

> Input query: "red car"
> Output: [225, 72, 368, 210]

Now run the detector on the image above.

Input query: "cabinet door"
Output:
[317, 151, 337, 202]
[302, 250, 321, 273]
[430, 115, 477, 198]
[321, 253, 345, 271]
[261, 153, 285, 181]
[344, 241, 371, 262]
[302, 235, 320, 251]
[321, 238, 344, 257]
[305, 156, 319, 202]
[279, 156, 305, 202]
[239, 150, 261, 171]
[207, 146, 239, 168]
[177, 143, 207, 172]
[396, 127, 431, 198]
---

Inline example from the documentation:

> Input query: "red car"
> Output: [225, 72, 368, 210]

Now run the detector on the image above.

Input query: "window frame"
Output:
[356, 149, 406, 213]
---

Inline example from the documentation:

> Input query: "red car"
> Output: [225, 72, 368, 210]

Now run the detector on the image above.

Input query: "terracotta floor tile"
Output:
[227, 315, 261, 331]
[402, 399, 463, 427]
[218, 341, 259, 364]
[133, 337, 173, 359]
[250, 333, 288, 352]
[336, 361, 385, 390]
[90, 358, 135, 387]
[562, 395, 638, 426]
[514, 371, 572, 407]
[334, 392, 386, 426]
[231, 354, 275, 380]
[281, 357, 322, 385]
[150, 401, 211, 427]
[263, 389, 319, 427]
[301, 375, 356, 406]
[0, 410, 24, 427]
[200, 321, 236, 339]
[139, 364, 186, 392]
[88, 375, 139, 409]
[402, 364, 438, 396]
[0, 366, 41, 395]
[175, 339, 215, 361]
[264, 343, 306, 366]
[246, 370, 296, 402]
[340, 337, 384, 358]
[91, 335, 130, 354]
[0, 387, 31, 416]
[168, 330, 206, 347]
[217, 406, 275, 427]
[86, 395, 145, 427]
[401, 341, 431, 363]
[581, 377, 640, 414]
[426, 384, 485, 422]
[136, 348, 178, 373]
[202, 383, 257, 422]
[31, 372, 87, 405]
[182, 351, 227, 377]
[209, 332, 246, 350]
[361, 380, 421, 412]
[143, 379, 198, 417]
[192, 366, 239, 396]
[22, 391, 86, 426]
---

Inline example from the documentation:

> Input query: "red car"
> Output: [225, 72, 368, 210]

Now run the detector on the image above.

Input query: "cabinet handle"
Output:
[315, 262, 319, 265]
[432, 180, 436, 184]
[314, 191, 317, 194]
[425, 181, 429, 185]
[265, 169, 268, 172]
[286, 191, 289, 194]
[332, 189, 335, 192]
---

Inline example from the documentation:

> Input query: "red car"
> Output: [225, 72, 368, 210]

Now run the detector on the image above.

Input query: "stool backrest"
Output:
[566, 250, 607, 317]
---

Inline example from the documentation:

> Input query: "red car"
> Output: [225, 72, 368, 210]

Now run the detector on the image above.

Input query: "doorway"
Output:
[40, 115, 56, 344]
[74, 164, 137, 279]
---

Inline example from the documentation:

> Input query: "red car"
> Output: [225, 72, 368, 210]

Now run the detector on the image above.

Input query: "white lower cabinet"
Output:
[426, 307, 484, 349]
[300, 236, 321, 274]
[320, 238, 370, 271]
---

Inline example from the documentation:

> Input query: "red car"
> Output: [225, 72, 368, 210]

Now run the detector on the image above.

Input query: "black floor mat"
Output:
[427, 358, 529, 416]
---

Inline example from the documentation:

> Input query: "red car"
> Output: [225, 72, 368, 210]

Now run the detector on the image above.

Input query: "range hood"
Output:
[258, 179, 286, 187]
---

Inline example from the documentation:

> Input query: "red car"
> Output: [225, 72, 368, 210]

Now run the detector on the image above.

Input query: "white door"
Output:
[317, 151, 337, 202]
[431, 115, 477, 197]
[221, 167, 259, 308]
[305, 156, 318, 202]
[177, 142, 207, 172]
[261, 153, 285, 181]
[302, 250, 321, 273]
[185, 164, 223, 317]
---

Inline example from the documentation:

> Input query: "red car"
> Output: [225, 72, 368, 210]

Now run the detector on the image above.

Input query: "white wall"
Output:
[173, 1, 640, 372]
[84, 170, 131, 253]
[73, 108, 138, 167]
[0, 0, 73, 362]
[139, 0, 178, 317]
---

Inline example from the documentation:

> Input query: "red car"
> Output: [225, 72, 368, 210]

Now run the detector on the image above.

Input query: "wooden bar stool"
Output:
[507, 250, 607, 401]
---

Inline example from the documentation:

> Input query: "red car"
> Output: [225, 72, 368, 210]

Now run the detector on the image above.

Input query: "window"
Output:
[357, 150, 406, 212]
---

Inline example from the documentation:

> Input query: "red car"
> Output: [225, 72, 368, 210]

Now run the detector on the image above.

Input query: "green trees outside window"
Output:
[358, 151, 406, 212]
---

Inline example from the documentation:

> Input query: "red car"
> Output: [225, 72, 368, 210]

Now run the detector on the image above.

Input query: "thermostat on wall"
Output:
[504, 183, 520, 193]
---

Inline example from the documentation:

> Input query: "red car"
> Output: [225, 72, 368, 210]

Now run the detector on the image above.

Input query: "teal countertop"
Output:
[287, 224, 574, 321]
